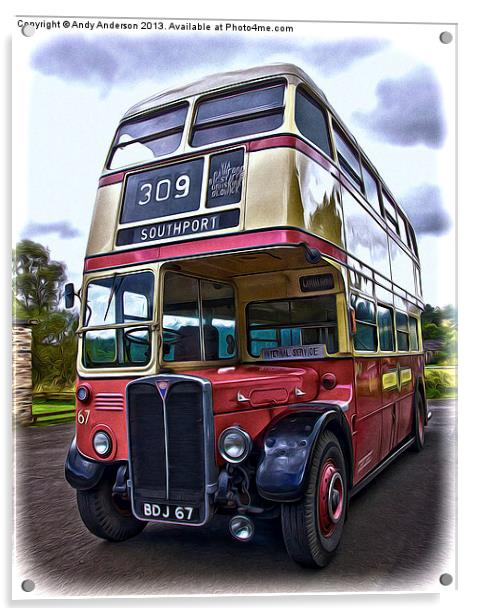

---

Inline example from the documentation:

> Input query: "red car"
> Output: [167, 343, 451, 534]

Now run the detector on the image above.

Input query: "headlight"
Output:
[76, 385, 90, 402]
[218, 427, 252, 463]
[93, 430, 112, 457]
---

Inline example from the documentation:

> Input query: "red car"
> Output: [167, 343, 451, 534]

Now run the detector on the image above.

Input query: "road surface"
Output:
[13, 400, 456, 597]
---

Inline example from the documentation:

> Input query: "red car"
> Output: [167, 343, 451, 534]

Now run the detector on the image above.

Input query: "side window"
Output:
[382, 191, 399, 235]
[295, 87, 332, 156]
[247, 295, 338, 357]
[352, 295, 377, 352]
[377, 305, 395, 352]
[408, 225, 419, 258]
[396, 209, 409, 246]
[333, 126, 363, 192]
[362, 164, 381, 214]
[409, 316, 419, 351]
[396, 312, 410, 351]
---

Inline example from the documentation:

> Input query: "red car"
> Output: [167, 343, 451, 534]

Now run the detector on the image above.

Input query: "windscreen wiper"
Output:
[103, 274, 124, 322]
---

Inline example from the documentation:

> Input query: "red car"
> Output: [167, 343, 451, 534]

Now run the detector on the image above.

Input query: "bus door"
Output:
[354, 357, 382, 483]
[393, 312, 417, 445]
[351, 295, 382, 483]
[379, 309, 415, 453]
[377, 304, 398, 458]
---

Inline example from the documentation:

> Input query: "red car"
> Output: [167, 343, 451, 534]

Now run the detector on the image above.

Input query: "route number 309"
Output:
[138, 174, 190, 206]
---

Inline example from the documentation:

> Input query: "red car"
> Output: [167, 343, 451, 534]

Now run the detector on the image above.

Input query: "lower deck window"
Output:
[352, 295, 377, 352]
[162, 272, 237, 362]
[82, 271, 154, 368]
[247, 295, 338, 357]
[396, 311, 410, 351]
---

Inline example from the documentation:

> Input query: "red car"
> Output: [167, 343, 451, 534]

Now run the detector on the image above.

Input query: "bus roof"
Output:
[123, 63, 329, 119]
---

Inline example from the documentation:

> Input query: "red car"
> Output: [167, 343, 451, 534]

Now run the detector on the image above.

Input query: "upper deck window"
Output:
[108, 104, 188, 170]
[333, 126, 363, 192]
[294, 87, 332, 156]
[382, 190, 400, 235]
[191, 81, 285, 148]
[362, 164, 381, 214]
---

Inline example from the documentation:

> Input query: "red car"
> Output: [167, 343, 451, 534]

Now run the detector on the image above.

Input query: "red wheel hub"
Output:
[318, 458, 344, 537]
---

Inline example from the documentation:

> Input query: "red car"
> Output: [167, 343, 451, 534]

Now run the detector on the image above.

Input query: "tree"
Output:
[13, 240, 78, 390]
[421, 302, 457, 366]
[13, 240, 67, 312]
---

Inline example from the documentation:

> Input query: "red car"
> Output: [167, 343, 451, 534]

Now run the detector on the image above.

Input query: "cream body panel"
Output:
[86, 184, 122, 256]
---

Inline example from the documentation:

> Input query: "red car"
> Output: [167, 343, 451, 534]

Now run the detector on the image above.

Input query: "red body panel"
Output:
[353, 358, 382, 483]
[75, 353, 422, 487]
[76, 360, 350, 462]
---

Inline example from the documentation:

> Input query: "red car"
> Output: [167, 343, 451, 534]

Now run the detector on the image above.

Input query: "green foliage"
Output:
[13, 240, 78, 391]
[422, 303, 457, 366]
[425, 367, 457, 399]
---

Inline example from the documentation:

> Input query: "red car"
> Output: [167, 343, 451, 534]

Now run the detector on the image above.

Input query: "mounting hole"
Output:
[439, 31, 453, 44]
[439, 573, 453, 586]
[21, 579, 35, 592]
[21, 24, 35, 37]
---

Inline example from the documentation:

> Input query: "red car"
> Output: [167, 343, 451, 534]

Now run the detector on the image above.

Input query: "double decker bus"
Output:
[65, 64, 428, 568]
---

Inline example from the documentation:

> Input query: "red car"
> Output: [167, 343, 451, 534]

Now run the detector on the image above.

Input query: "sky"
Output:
[12, 20, 456, 307]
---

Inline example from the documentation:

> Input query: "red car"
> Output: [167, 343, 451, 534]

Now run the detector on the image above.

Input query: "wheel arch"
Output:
[320, 416, 354, 490]
[255, 403, 353, 502]
[415, 375, 428, 424]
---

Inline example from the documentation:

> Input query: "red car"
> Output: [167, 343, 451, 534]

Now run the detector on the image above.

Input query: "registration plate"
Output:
[142, 502, 198, 522]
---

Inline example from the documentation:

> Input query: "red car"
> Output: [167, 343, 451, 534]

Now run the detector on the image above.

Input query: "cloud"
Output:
[353, 66, 445, 148]
[23, 220, 82, 239]
[30, 34, 389, 90]
[400, 184, 452, 236]
[306, 38, 389, 76]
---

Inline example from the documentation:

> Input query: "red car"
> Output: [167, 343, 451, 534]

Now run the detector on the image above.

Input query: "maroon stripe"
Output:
[96, 134, 339, 188]
[84, 229, 347, 272]
[98, 172, 125, 187]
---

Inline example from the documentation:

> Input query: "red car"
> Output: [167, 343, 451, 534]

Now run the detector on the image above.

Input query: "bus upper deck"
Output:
[86, 63, 422, 309]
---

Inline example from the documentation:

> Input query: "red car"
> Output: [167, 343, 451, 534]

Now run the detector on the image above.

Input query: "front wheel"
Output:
[76, 468, 147, 542]
[281, 430, 347, 568]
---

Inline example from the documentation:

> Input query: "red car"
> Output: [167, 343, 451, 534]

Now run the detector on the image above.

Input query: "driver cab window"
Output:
[162, 272, 237, 362]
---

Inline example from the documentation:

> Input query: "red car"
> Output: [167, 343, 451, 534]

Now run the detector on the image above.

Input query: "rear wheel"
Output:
[76, 468, 147, 542]
[412, 391, 426, 452]
[281, 430, 347, 568]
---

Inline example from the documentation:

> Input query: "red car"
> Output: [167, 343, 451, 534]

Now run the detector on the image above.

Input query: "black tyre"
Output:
[412, 390, 426, 452]
[76, 468, 147, 542]
[281, 430, 347, 568]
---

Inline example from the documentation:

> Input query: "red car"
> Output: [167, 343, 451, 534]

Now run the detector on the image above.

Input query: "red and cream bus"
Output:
[65, 64, 428, 568]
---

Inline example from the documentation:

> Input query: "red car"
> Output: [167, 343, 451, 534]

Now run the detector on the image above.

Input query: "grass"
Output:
[425, 365, 457, 399]
[32, 399, 75, 425]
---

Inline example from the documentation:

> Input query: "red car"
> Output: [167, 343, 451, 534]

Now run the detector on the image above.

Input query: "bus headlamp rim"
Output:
[93, 430, 112, 457]
[76, 385, 91, 402]
[218, 426, 252, 464]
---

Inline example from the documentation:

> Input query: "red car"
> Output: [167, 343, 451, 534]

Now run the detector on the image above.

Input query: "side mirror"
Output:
[64, 283, 76, 309]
